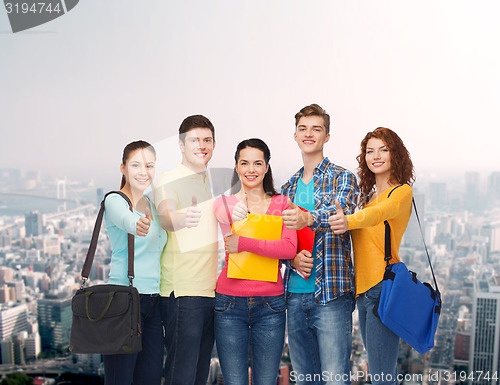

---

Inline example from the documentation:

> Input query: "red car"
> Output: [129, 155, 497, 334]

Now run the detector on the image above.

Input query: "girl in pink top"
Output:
[213, 138, 297, 385]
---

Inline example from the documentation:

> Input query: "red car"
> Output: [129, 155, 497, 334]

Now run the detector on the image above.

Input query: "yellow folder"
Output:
[227, 213, 283, 282]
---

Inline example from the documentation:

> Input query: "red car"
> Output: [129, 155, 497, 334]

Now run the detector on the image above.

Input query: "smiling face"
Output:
[294, 115, 330, 155]
[179, 127, 215, 172]
[120, 148, 156, 192]
[235, 147, 269, 191]
[365, 137, 392, 179]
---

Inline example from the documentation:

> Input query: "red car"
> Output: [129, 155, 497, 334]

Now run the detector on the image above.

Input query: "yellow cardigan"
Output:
[347, 184, 413, 296]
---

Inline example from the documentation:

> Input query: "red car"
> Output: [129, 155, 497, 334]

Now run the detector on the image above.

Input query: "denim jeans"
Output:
[214, 293, 286, 385]
[357, 282, 399, 385]
[103, 294, 164, 385]
[160, 293, 215, 385]
[286, 292, 355, 385]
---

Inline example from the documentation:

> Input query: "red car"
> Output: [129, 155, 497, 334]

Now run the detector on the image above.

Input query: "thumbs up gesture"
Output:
[145, 205, 153, 220]
[137, 206, 152, 237]
[283, 198, 313, 230]
[329, 200, 348, 234]
[183, 195, 202, 228]
[231, 193, 249, 223]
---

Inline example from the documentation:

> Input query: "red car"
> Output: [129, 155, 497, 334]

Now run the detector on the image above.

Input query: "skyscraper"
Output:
[0, 340, 14, 365]
[465, 172, 480, 212]
[488, 172, 500, 202]
[470, 280, 500, 385]
[96, 187, 104, 206]
[0, 304, 29, 341]
[25, 211, 43, 237]
[429, 182, 447, 209]
[37, 297, 72, 351]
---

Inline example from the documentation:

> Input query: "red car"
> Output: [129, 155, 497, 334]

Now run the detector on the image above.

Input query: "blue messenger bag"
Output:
[373, 186, 441, 355]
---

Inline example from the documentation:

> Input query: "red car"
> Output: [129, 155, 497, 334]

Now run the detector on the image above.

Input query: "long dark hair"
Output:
[230, 138, 277, 196]
[120, 140, 156, 188]
[357, 127, 414, 207]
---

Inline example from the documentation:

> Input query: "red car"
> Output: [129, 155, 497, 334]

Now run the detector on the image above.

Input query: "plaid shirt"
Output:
[281, 157, 359, 305]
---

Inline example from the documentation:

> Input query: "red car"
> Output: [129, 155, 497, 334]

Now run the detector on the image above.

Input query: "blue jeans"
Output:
[103, 294, 164, 385]
[357, 282, 399, 385]
[214, 293, 286, 385]
[160, 293, 215, 385]
[286, 292, 355, 385]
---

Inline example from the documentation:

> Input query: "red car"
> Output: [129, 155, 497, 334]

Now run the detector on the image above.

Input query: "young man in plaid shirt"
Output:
[282, 104, 359, 385]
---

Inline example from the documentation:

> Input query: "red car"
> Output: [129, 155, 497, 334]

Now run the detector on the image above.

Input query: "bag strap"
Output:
[80, 191, 135, 286]
[221, 195, 233, 226]
[412, 197, 440, 295]
[384, 185, 440, 296]
[383, 185, 403, 265]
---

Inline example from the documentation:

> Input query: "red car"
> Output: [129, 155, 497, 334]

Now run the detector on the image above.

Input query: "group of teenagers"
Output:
[102, 103, 415, 385]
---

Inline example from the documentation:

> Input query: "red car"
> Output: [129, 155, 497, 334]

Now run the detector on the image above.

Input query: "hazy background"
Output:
[1, 1, 499, 190]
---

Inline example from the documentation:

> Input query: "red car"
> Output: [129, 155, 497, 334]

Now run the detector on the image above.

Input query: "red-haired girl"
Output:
[329, 127, 415, 385]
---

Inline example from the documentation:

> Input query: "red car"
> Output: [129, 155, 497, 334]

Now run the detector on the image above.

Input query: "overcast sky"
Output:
[1, 1, 499, 191]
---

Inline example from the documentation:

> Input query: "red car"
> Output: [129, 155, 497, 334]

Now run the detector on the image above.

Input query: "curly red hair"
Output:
[357, 127, 415, 207]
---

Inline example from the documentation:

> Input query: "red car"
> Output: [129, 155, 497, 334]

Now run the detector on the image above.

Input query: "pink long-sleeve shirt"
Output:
[214, 194, 298, 297]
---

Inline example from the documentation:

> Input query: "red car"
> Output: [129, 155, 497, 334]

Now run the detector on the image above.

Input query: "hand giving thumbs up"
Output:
[329, 200, 348, 234]
[282, 198, 313, 230]
[231, 193, 249, 223]
[137, 206, 152, 237]
[183, 195, 202, 228]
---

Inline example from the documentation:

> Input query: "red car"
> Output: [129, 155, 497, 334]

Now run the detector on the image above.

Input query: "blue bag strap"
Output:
[384, 185, 440, 297]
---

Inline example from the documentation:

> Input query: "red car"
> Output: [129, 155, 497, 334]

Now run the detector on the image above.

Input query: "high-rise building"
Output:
[0, 233, 11, 248]
[429, 182, 447, 209]
[96, 262, 109, 281]
[7, 280, 25, 301]
[470, 281, 500, 385]
[24, 332, 41, 360]
[12, 332, 26, 365]
[0, 304, 29, 341]
[39, 275, 51, 293]
[24, 317, 41, 360]
[37, 297, 72, 351]
[492, 224, 500, 254]
[455, 332, 470, 362]
[25, 211, 43, 237]
[96, 188, 104, 206]
[0, 285, 16, 303]
[0, 339, 14, 365]
[488, 172, 500, 202]
[480, 222, 500, 255]
[41, 236, 61, 257]
[465, 172, 480, 212]
[0, 267, 14, 284]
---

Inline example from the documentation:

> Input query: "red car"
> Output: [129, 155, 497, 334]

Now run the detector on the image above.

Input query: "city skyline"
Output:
[2, 164, 500, 381]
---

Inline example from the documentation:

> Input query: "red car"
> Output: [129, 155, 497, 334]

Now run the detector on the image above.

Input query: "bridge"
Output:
[0, 192, 90, 204]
